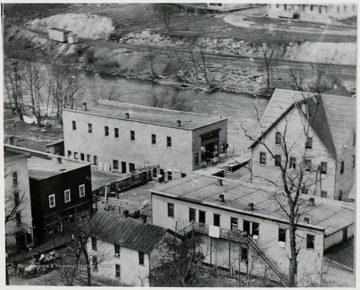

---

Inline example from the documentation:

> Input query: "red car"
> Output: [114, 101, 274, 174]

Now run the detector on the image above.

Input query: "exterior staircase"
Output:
[221, 166, 231, 176]
[247, 236, 290, 287]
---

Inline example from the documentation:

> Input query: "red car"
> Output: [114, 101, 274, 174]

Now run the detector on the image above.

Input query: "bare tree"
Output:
[153, 4, 178, 32]
[151, 88, 189, 111]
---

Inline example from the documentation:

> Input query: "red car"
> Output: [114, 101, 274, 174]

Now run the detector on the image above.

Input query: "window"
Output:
[114, 244, 120, 258]
[74, 152, 78, 160]
[231, 217, 238, 231]
[260, 152, 266, 165]
[306, 234, 315, 249]
[64, 189, 71, 203]
[275, 132, 281, 145]
[114, 128, 119, 138]
[151, 134, 156, 145]
[320, 162, 328, 174]
[12, 171, 18, 185]
[337, 6, 340, 13]
[302, 4, 306, 11]
[87, 154, 91, 162]
[344, 5, 346, 12]
[305, 159, 312, 171]
[92, 255, 98, 271]
[167, 136, 172, 147]
[167, 203, 174, 218]
[153, 168, 157, 178]
[79, 184, 85, 198]
[49, 194, 56, 208]
[189, 208, 196, 222]
[301, 187, 308, 194]
[14, 191, 20, 206]
[278, 228, 286, 242]
[181, 173, 187, 178]
[115, 264, 121, 278]
[199, 210, 206, 224]
[80, 153, 85, 161]
[167, 171, 172, 181]
[289, 157, 296, 169]
[305, 137, 312, 149]
[88, 123, 92, 133]
[129, 163, 135, 172]
[194, 152, 199, 166]
[284, 4, 287, 10]
[310, 5, 314, 11]
[130, 130, 135, 141]
[352, 155, 355, 168]
[113, 160, 119, 170]
[321, 191, 327, 198]
[121, 162, 126, 173]
[319, 5, 321, 13]
[276, 4, 279, 8]
[16, 212, 21, 226]
[275, 155, 281, 167]
[213, 214, 220, 227]
[340, 161, 344, 174]
[105, 126, 109, 136]
[243, 220, 259, 237]
[72, 121, 76, 130]
[240, 247, 248, 261]
[91, 237, 97, 251]
[67, 150, 72, 158]
[253, 222, 259, 236]
[139, 252, 145, 266]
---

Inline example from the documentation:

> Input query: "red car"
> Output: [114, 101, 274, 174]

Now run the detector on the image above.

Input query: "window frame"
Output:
[305, 137, 313, 149]
[115, 264, 121, 278]
[72, 120, 76, 130]
[16, 211, 21, 226]
[260, 152, 266, 165]
[231, 217, 238, 231]
[104, 126, 109, 136]
[64, 189, 71, 203]
[79, 184, 85, 198]
[80, 153, 85, 161]
[167, 136, 172, 147]
[275, 132, 282, 145]
[340, 161, 344, 174]
[213, 213, 220, 227]
[194, 152, 199, 166]
[114, 128, 119, 138]
[289, 157, 296, 169]
[12, 171, 18, 185]
[167, 171, 172, 181]
[130, 130, 135, 141]
[240, 247, 248, 261]
[278, 228, 286, 243]
[320, 161, 328, 174]
[114, 244, 120, 258]
[87, 154, 91, 162]
[274, 155, 281, 167]
[189, 208, 196, 222]
[199, 210, 206, 224]
[113, 160, 119, 170]
[49, 194, 56, 208]
[151, 134, 156, 145]
[153, 168, 157, 178]
[88, 123, 92, 133]
[305, 159, 312, 172]
[139, 251, 145, 266]
[306, 234, 315, 250]
[74, 152, 78, 160]
[67, 150, 72, 158]
[167, 203, 174, 218]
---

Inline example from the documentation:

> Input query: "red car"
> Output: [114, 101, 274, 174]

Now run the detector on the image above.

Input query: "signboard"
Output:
[209, 225, 220, 238]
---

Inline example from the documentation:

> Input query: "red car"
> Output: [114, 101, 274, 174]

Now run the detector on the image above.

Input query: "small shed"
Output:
[48, 28, 71, 43]
[68, 32, 79, 44]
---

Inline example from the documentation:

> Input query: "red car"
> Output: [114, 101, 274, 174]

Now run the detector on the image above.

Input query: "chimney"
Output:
[125, 113, 130, 119]
[6, 136, 15, 145]
[309, 197, 315, 206]
[177, 120, 181, 127]
[83, 102, 87, 111]
[57, 157, 62, 164]
[217, 179, 223, 186]
[219, 194, 225, 202]
[248, 203, 254, 210]
[304, 217, 310, 223]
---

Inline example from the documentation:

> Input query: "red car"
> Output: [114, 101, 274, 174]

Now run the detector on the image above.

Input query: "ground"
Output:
[324, 238, 354, 269]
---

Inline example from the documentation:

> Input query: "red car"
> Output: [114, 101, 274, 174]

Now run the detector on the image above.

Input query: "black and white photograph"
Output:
[3, 1, 356, 287]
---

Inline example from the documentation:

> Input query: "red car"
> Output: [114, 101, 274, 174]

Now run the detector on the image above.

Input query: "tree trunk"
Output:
[288, 215, 297, 286]
[82, 245, 92, 286]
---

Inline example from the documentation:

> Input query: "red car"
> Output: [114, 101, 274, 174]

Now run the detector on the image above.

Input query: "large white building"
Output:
[151, 174, 354, 286]
[63, 100, 227, 181]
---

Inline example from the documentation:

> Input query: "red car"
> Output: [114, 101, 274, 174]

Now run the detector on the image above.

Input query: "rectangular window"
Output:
[194, 152, 199, 166]
[352, 155, 355, 168]
[130, 130, 135, 141]
[181, 173, 187, 178]
[320, 162, 327, 174]
[64, 189, 71, 203]
[139, 252, 145, 266]
[113, 160, 119, 170]
[67, 150, 72, 158]
[289, 157, 296, 169]
[253, 222, 259, 236]
[278, 228, 286, 242]
[80, 153, 85, 161]
[167, 136, 172, 147]
[12, 171, 18, 185]
[243, 220, 259, 236]
[340, 161, 344, 174]
[153, 168, 157, 178]
[129, 163, 135, 172]
[199, 210, 206, 224]
[93, 155, 98, 165]
[152, 134, 156, 145]
[167, 203, 174, 218]
[114, 128, 119, 138]
[240, 247, 248, 261]
[88, 123, 92, 133]
[260, 152, 266, 165]
[167, 171, 172, 181]
[114, 244, 120, 258]
[91, 237, 97, 251]
[92, 255, 98, 271]
[302, 4, 306, 11]
[310, 5, 314, 11]
[275, 132, 281, 145]
[189, 208, 196, 222]
[243, 220, 250, 235]
[79, 184, 85, 198]
[305, 137, 312, 149]
[16, 212, 21, 226]
[72, 121, 76, 130]
[115, 264, 120, 278]
[305, 159, 312, 171]
[87, 154, 91, 162]
[213, 214, 220, 227]
[74, 152, 78, 160]
[49, 194, 56, 208]
[14, 191, 20, 206]
[275, 155, 281, 167]
[321, 191, 327, 198]
[284, 4, 287, 10]
[121, 162, 126, 173]
[105, 126, 109, 136]
[231, 217, 238, 231]
[306, 234, 315, 249]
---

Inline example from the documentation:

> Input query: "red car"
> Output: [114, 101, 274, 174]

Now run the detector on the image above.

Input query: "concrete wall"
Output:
[151, 193, 325, 285]
[251, 108, 337, 199]
[324, 223, 355, 250]
[5, 156, 33, 252]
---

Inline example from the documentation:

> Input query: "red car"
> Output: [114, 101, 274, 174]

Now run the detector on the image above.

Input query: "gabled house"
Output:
[250, 89, 355, 201]
[88, 210, 168, 286]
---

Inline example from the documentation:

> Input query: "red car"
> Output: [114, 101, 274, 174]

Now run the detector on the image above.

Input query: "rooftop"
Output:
[91, 210, 167, 254]
[49, 27, 71, 33]
[64, 100, 226, 130]
[91, 169, 124, 192]
[151, 174, 354, 236]
[4, 147, 30, 162]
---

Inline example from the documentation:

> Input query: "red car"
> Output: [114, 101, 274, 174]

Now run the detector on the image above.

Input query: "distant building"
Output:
[45, 140, 64, 156]
[48, 27, 71, 43]
[68, 32, 79, 44]
[206, 3, 261, 12]
[4, 147, 33, 254]
[267, 4, 357, 22]
[63, 100, 227, 181]
[250, 89, 356, 201]
[88, 210, 168, 286]
[5, 145, 93, 246]
[151, 174, 354, 286]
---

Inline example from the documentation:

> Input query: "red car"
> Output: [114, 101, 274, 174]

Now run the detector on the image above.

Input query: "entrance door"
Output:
[121, 162, 126, 173]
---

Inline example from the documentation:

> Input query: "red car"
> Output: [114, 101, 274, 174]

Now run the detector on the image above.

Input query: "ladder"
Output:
[247, 236, 290, 287]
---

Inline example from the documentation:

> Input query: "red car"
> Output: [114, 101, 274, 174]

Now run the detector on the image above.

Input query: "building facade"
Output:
[48, 28, 71, 42]
[63, 100, 227, 181]
[151, 174, 354, 286]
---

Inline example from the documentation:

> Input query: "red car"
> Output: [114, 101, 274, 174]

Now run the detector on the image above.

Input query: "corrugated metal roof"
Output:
[152, 174, 354, 236]
[91, 211, 167, 254]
